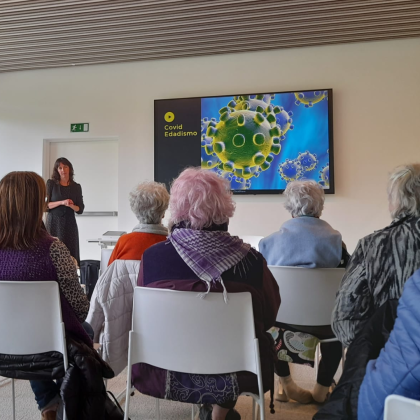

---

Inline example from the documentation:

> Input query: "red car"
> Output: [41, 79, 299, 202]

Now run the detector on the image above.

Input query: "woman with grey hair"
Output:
[260, 180, 347, 404]
[332, 163, 420, 347]
[108, 181, 169, 264]
[260, 180, 346, 268]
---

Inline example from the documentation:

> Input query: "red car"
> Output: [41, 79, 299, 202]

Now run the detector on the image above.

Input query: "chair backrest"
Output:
[269, 266, 345, 326]
[239, 235, 264, 251]
[384, 395, 420, 420]
[129, 288, 258, 375]
[0, 281, 67, 355]
[100, 248, 113, 274]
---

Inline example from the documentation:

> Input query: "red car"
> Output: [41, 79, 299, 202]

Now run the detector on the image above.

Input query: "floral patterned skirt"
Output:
[268, 322, 321, 367]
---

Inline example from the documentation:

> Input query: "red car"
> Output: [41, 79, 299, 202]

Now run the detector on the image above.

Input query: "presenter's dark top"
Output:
[46, 179, 85, 264]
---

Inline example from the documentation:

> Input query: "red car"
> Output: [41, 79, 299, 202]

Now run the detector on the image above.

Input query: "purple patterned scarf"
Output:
[169, 227, 251, 302]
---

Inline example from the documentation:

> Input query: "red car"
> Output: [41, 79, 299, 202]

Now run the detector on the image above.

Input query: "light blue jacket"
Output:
[358, 269, 420, 420]
[259, 216, 342, 268]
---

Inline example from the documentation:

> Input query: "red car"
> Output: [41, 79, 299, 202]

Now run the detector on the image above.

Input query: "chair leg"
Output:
[259, 396, 265, 420]
[155, 398, 160, 420]
[341, 345, 346, 371]
[124, 364, 133, 420]
[191, 404, 200, 420]
[12, 378, 16, 420]
[315, 344, 320, 379]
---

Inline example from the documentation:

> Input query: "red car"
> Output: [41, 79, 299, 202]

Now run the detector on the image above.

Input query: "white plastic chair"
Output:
[239, 235, 264, 251]
[100, 248, 113, 275]
[124, 288, 266, 420]
[384, 395, 420, 419]
[0, 281, 69, 420]
[268, 266, 345, 378]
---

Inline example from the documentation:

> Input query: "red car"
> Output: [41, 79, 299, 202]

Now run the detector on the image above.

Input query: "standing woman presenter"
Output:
[46, 157, 84, 265]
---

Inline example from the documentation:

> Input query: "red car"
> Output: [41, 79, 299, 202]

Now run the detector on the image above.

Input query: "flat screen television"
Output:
[154, 89, 334, 194]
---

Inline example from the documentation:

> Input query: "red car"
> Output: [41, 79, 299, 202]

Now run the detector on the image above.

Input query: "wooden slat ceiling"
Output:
[0, 0, 419, 73]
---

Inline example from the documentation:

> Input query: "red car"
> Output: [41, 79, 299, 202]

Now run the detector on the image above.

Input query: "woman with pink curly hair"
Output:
[132, 167, 280, 420]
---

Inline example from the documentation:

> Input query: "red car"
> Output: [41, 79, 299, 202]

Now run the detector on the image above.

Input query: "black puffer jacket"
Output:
[0, 334, 114, 420]
[0, 349, 64, 380]
[313, 300, 398, 420]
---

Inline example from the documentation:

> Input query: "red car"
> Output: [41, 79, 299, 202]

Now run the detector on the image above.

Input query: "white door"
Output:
[46, 139, 118, 261]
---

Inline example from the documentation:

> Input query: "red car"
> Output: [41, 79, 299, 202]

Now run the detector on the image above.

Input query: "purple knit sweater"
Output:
[0, 233, 91, 346]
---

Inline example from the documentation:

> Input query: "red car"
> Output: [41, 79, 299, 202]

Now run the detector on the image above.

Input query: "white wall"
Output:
[47, 139, 119, 260]
[1, 37, 419, 253]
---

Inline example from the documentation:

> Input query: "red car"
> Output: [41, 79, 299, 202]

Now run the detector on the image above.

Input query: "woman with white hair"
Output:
[107, 181, 169, 264]
[259, 180, 347, 404]
[332, 163, 420, 347]
[132, 168, 280, 420]
[260, 180, 346, 268]
[87, 181, 169, 376]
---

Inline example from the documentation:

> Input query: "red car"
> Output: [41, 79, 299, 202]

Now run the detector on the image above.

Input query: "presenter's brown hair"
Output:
[51, 157, 75, 184]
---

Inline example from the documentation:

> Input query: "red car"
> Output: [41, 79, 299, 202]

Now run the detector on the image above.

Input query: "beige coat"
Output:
[86, 259, 141, 375]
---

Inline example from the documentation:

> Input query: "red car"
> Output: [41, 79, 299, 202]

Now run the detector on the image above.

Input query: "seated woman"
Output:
[133, 167, 280, 420]
[107, 181, 169, 265]
[259, 180, 347, 404]
[259, 180, 348, 268]
[332, 163, 420, 347]
[0, 172, 90, 420]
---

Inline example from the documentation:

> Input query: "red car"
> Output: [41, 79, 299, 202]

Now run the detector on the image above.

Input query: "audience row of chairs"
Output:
[0, 282, 69, 420]
[1, 254, 415, 420]
[0, 263, 343, 420]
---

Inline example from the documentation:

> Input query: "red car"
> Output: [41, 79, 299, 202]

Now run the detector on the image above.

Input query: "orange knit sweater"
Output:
[108, 232, 167, 266]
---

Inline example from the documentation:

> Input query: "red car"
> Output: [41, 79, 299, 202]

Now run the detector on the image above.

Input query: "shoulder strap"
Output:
[106, 390, 131, 419]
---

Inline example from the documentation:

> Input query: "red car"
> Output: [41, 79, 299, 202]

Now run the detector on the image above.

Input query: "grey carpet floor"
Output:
[0, 363, 339, 419]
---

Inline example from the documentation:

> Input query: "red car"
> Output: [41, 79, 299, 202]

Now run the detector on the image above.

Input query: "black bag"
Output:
[56, 390, 129, 420]
[79, 260, 100, 300]
[105, 391, 131, 420]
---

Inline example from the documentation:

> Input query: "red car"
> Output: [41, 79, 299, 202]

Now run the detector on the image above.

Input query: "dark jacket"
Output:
[313, 300, 398, 420]
[133, 236, 280, 406]
[0, 334, 114, 420]
[332, 214, 420, 347]
[46, 179, 85, 217]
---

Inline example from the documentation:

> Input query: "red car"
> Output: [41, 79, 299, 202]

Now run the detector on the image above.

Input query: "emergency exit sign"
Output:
[71, 123, 89, 132]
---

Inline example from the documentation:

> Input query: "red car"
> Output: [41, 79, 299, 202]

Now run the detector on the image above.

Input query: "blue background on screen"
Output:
[201, 91, 330, 191]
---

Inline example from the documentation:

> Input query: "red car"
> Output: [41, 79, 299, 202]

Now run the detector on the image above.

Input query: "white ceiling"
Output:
[0, 0, 419, 73]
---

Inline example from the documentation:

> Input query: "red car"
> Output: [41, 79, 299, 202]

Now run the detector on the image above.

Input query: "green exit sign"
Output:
[71, 123, 89, 132]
